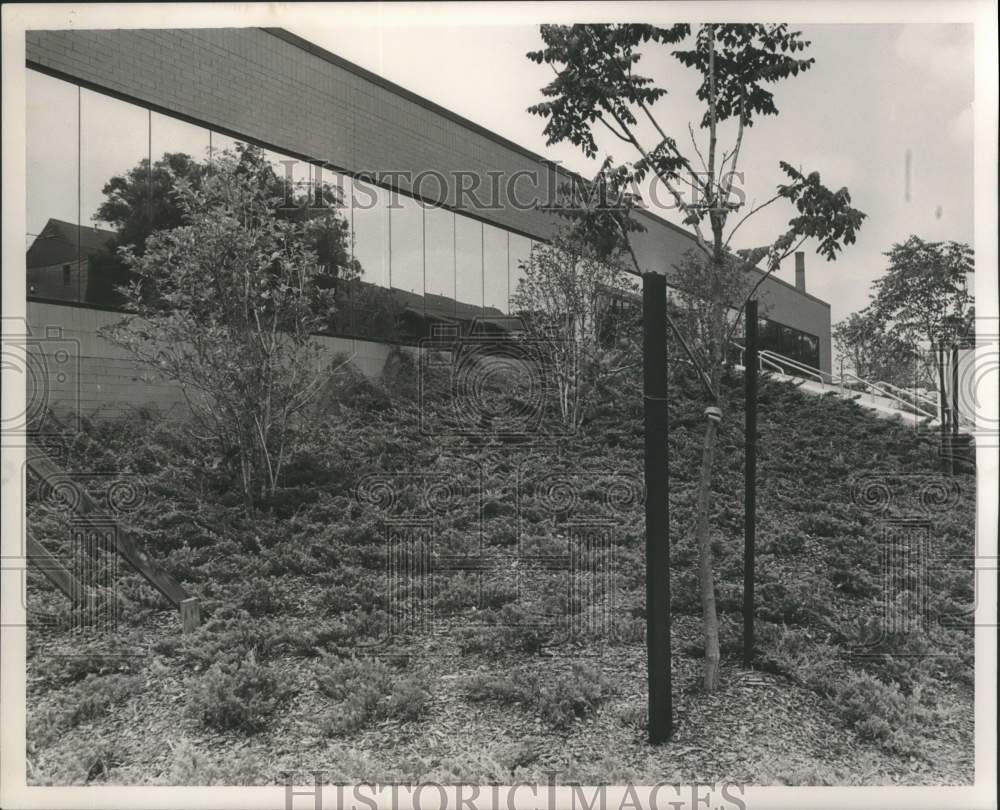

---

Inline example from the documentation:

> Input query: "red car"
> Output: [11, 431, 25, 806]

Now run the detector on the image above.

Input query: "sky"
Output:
[285, 20, 975, 327]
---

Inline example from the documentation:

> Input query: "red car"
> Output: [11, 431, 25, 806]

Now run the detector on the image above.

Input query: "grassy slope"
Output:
[25, 357, 975, 785]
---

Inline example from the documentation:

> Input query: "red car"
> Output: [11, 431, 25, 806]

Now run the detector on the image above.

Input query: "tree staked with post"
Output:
[526, 23, 867, 729]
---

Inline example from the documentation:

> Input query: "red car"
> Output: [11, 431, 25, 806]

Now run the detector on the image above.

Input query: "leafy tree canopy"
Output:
[870, 236, 974, 349]
[87, 144, 360, 307]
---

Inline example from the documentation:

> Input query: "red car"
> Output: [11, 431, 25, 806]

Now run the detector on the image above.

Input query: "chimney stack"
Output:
[794, 252, 806, 293]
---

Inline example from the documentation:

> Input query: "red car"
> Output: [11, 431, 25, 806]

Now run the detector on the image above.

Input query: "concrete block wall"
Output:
[24, 301, 397, 421]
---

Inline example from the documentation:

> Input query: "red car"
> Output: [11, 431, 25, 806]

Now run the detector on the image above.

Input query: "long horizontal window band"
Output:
[26, 67, 535, 345]
[24, 59, 827, 367]
[24, 62, 553, 245]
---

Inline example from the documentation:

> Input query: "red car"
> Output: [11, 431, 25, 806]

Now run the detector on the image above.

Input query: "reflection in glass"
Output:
[209, 131, 243, 163]
[81, 88, 149, 230]
[341, 177, 399, 342]
[352, 180, 390, 290]
[455, 214, 483, 318]
[483, 224, 508, 315]
[424, 205, 456, 320]
[80, 88, 150, 305]
[389, 192, 424, 298]
[149, 112, 210, 264]
[508, 234, 532, 313]
[265, 149, 308, 209]
[26, 71, 80, 302]
[152, 111, 209, 166]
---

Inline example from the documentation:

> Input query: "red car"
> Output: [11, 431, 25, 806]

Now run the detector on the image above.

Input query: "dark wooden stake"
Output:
[951, 345, 961, 438]
[642, 271, 672, 743]
[936, 343, 952, 475]
[743, 299, 758, 667]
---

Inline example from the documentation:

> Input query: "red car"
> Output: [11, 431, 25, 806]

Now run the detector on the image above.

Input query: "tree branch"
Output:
[688, 122, 710, 176]
[720, 101, 746, 204]
[706, 26, 718, 210]
[726, 233, 809, 342]
[596, 115, 633, 144]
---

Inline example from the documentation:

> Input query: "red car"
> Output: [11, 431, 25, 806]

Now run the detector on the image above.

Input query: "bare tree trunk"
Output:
[696, 412, 721, 691]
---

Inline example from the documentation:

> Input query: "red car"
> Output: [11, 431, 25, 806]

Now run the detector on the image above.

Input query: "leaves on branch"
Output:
[527, 24, 690, 157]
[777, 162, 867, 260]
[673, 24, 815, 128]
[869, 236, 974, 347]
[539, 158, 647, 265]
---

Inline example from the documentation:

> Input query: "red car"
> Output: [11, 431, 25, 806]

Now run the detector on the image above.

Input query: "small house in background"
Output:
[26, 218, 115, 303]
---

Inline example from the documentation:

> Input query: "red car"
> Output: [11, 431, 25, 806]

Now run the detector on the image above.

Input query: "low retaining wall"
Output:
[23, 300, 398, 421]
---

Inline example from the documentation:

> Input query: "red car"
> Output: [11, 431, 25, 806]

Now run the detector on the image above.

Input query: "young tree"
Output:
[528, 23, 866, 691]
[100, 150, 349, 515]
[833, 308, 925, 387]
[509, 228, 639, 430]
[870, 236, 974, 372]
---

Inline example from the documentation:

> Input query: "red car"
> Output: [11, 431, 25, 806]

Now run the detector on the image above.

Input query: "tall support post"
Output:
[743, 299, 758, 667]
[642, 271, 672, 743]
[951, 345, 961, 438]
[936, 343, 952, 474]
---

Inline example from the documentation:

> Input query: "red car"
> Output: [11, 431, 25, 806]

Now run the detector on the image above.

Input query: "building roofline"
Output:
[262, 27, 830, 310]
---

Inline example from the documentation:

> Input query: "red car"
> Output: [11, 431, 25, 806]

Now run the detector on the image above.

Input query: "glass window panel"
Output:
[424, 205, 456, 318]
[81, 89, 149, 231]
[308, 163, 349, 213]
[26, 71, 79, 302]
[149, 112, 209, 247]
[352, 179, 390, 290]
[209, 131, 243, 163]
[151, 111, 209, 166]
[80, 88, 150, 306]
[389, 192, 424, 298]
[264, 148, 309, 208]
[508, 234, 532, 313]
[483, 224, 508, 315]
[455, 213, 483, 320]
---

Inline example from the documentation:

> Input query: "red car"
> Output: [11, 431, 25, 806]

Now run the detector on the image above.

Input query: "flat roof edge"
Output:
[264, 27, 831, 311]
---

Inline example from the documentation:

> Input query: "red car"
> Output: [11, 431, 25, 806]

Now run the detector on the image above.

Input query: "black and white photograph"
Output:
[1, 2, 997, 807]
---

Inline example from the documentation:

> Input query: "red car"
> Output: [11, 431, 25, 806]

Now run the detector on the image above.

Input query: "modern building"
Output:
[23, 27, 831, 417]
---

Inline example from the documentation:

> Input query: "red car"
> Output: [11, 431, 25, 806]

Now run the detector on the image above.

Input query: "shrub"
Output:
[832, 671, 936, 756]
[535, 663, 611, 729]
[29, 673, 143, 750]
[316, 656, 432, 735]
[463, 662, 612, 730]
[27, 735, 129, 785]
[163, 738, 264, 785]
[187, 653, 285, 734]
[385, 671, 433, 722]
[455, 604, 551, 656]
[33, 643, 145, 685]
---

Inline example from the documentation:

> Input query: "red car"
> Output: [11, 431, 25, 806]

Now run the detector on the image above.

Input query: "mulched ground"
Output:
[25, 609, 974, 786]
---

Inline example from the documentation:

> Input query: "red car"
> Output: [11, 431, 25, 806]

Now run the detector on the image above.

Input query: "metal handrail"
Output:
[730, 341, 787, 376]
[730, 341, 942, 426]
[838, 370, 936, 420]
[871, 379, 940, 411]
[758, 349, 832, 386]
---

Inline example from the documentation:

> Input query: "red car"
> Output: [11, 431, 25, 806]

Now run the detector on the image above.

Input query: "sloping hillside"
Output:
[25, 353, 975, 785]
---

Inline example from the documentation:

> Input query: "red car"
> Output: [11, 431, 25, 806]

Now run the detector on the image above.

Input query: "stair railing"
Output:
[731, 342, 939, 426]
